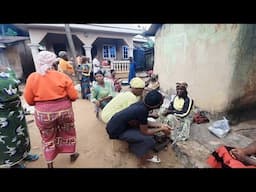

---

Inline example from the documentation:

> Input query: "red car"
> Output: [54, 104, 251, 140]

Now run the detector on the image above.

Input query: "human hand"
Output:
[162, 110, 169, 117]
[230, 148, 245, 160]
[161, 124, 172, 135]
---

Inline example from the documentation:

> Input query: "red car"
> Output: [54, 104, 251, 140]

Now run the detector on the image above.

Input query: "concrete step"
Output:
[172, 122, 253, 168]
[172, 140, 210, 168]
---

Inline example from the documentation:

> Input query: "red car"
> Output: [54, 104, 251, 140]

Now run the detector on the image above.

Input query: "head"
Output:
[58, 51, 68, 61]
[36, 51, 57, 75]
[76, 55, 82, 64]
[143, 90, 164, 109]
[85, 57, 90, 63]
[95, 70, 105, 84]
[176, 82, 188, 98]
[150, 74, 158, 82]
[130, 77, 145, 96]
[129, 57, 133, 62]
[110, 69, 116, 77]
[81, 56, 87, 64]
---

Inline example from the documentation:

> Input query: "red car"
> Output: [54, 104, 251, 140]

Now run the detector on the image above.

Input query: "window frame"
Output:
[122, 45, 129, 59]
[102, 44, 116, 59]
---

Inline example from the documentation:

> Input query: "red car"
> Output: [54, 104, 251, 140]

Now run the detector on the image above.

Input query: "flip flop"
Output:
[24, 154, 39, 162]
[146, 155, 161, 163]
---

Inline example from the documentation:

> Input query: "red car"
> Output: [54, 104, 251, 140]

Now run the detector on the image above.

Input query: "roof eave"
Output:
[143, 24, 162, 36]
[15, 24, 144, 35]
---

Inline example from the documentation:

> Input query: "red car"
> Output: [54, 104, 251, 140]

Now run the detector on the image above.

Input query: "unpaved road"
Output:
[24, 98, 183, 168]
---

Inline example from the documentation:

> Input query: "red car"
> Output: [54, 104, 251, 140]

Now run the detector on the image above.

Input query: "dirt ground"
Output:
[23, 98, 183, 168]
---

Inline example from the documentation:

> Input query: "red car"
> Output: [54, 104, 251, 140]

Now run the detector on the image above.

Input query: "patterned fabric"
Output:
[158, 109, 193, 143]
[158, 97, 194, 144]
[34, 98, 76, 162]
[0, 69, 30, 167]
[81, 76, 91, 99]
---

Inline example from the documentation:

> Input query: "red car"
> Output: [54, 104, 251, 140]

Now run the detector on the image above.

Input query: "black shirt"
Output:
[106, 101, 148, 139]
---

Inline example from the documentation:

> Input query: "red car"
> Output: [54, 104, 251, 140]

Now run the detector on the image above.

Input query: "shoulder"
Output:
[185, 95, 193, 103]
[26, 72, 39, 81]
[48, 70, 71, 80]
[130, 101, 147, 110]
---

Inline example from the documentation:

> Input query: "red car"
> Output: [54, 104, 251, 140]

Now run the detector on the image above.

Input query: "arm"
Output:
[90, 85, 98, 103]
[230, 148, 256, 166]
[99, 95, 113, 103]
[139, 124, 171, 136]
[24, 75, 35, 106]
[241, 141, 256, 155]
[65, 77, 78, 101]
[231, 141, 256, 157]
[162, 101, 175, 116]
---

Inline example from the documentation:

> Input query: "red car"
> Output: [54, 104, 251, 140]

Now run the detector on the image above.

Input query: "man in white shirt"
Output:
[92, 56, 101, 74]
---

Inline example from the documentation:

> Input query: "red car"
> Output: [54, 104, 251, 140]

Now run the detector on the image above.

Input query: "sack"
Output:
[208, 117, 230, 138]
[207, 145, 256, 168]
[153, 132, 171, 152]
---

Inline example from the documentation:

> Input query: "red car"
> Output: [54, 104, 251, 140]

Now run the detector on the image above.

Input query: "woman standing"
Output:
[24, 51, 79, 168]
[0, 61, 38, 168]
[79, 56, 91, 99]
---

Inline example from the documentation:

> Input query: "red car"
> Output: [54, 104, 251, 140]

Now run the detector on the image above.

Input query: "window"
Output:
[103, 45, 116, 59]
[122, 45, 129, 59]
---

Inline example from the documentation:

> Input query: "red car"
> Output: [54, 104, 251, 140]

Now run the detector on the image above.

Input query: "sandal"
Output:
[70, 152, 80, 163]
[24, 154, 39, 162]
[146, 155, 161, 163]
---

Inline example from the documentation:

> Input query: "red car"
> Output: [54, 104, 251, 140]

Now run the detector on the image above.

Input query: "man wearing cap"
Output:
[106, 90, 171, 166]
[101, 77, 145, 124]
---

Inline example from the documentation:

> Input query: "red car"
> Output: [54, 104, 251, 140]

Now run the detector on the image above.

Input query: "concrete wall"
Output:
[154, 24, 245, 113]
[228, 25, 256, 111]
[5, 41, 34, 81]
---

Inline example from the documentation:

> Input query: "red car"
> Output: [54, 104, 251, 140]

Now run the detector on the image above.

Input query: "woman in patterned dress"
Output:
[24, 51, 79, 168]
[0, 60, 38, 168]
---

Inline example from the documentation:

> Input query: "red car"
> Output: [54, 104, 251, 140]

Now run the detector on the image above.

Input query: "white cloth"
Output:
[92, 58, 101, 74]
[36, 51, 57, 75]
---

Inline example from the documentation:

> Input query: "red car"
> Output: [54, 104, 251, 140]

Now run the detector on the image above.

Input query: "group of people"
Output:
[0, 51, 80, 168]
[0, 48, 196, 167]
[2, 49, 255, 168]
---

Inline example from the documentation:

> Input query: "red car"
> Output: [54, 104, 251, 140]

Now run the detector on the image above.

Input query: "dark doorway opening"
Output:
[53, 43, 67, 55]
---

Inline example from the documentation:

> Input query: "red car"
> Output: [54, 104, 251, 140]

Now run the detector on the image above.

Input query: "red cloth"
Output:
[34, 98, 76, 162]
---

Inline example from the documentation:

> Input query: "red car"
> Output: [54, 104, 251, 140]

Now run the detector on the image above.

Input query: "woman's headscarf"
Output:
[36, 51, 57, 75]
[176, 82, 188, 90]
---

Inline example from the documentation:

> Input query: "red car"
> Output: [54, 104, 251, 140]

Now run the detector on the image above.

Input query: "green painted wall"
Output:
[154, 24, 251, 113]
